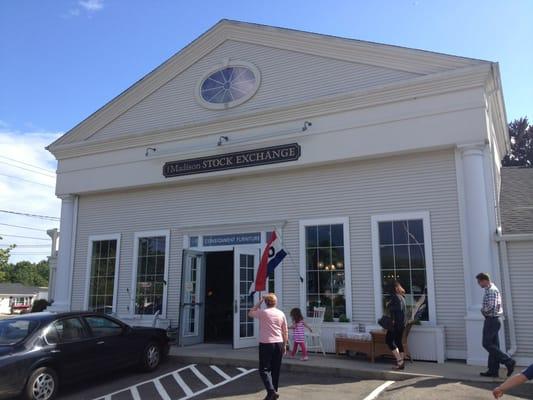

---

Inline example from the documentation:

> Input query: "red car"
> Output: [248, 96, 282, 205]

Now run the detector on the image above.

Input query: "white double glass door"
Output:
[180, 246, 260, 349]
[233, 246, 260, 349]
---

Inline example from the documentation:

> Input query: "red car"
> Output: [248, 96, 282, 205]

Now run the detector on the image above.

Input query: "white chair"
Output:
[305, 307, 326, 355]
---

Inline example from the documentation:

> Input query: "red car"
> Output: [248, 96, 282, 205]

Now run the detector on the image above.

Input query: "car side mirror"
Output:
[122, 325, 132, 335]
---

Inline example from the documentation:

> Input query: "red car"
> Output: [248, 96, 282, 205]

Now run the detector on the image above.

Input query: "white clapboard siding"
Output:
[71, 149, 466, 354]
[506, 241, 533, 359]
[90, 40, 419, 141]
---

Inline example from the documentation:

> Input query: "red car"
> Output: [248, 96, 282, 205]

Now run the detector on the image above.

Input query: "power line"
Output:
[0, 223, 52, 231]
[0, 210, 60, 221]
[0, 244, 50, 248]
[0, 155, 56, 174]
[9, 253, 50, 255]
[0, 234, 50, 241]
[0, 173, 55, 188]
[0, 160, 56, 178]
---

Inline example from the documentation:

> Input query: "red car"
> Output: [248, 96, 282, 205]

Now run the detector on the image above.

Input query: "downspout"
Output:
[495, 227, 517, 356]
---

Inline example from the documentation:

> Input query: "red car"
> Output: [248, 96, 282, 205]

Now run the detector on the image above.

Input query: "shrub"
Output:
[31, 299, 50, 313]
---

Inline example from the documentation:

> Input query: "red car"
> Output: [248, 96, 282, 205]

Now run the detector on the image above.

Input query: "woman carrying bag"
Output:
[385, 280, 407, 370]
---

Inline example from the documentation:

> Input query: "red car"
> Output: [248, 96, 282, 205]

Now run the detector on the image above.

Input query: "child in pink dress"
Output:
[288, 308, 312, 360]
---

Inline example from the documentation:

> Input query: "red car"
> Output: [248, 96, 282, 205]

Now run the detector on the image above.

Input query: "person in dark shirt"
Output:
[385, 280, 407, 370]
[493, 363, 533, 398]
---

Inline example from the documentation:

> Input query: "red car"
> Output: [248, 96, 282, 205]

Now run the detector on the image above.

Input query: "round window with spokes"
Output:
[196, 61, 260, 109]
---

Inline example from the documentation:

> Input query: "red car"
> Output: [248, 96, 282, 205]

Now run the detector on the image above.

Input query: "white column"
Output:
[459, 143, 497, 365]
[46, 228, 59, 303]
[48, 195, 75, 312]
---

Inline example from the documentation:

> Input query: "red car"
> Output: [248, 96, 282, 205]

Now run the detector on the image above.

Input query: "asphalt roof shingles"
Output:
[500, 167, 533, 234]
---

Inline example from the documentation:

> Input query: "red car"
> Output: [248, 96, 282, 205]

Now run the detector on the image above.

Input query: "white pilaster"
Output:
[458, 143, 497, 365]
[47, 195, 76, 312]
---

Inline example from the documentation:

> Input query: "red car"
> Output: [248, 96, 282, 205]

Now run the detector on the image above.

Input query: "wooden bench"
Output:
[335, 335, 374, 362]
[335, 323, 413, 363]
[370, 323, 413, 362]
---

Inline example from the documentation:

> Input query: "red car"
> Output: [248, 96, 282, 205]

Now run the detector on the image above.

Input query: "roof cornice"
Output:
[49, 64, 491, 160]
[48, 20, 487, 151]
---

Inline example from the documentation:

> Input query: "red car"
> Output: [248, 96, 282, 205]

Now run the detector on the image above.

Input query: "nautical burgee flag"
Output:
[249, 231, 287, 295]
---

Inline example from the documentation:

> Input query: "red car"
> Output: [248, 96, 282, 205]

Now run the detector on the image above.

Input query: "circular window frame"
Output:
[195, 60, 261, 110]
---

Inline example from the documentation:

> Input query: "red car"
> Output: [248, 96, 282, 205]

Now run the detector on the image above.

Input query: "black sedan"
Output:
[0, 311, 170, 400]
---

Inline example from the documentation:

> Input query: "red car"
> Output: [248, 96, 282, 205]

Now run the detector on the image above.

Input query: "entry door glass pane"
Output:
[184, 256, 200, 336]
[239, 254, 254, 338]
[88, 239, 117, 314]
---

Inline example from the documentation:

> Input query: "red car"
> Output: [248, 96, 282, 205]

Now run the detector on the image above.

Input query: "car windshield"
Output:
[0, 319, 40, 345]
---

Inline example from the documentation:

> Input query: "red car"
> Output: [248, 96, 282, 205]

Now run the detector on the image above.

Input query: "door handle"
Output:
[50, 349, 61, 353]
[97, 341, 105, 345]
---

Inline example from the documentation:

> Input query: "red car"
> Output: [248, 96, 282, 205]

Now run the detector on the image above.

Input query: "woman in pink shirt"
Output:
[249, 293, 288, 400]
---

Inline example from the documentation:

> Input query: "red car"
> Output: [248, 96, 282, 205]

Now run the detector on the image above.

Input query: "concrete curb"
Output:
[170, 354, 443, 382]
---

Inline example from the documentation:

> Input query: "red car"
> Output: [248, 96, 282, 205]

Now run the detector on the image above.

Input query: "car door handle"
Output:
[50, 349, 61, 353]
[97, 341, 105, 345]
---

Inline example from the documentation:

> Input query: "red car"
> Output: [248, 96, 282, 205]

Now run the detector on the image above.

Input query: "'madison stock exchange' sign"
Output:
[163, 143, 301, 178]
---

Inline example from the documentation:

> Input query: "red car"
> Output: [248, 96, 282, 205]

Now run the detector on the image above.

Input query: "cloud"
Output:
[0, 128, 63, 264]
[79, 0, 104, 12]
[64, 0, 104, 18]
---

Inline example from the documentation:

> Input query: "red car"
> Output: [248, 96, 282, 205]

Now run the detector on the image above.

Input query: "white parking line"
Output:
[189, 366, 213, 388]
[91, 364, 257, 400]
[180, 367, 256, 400]
[130, 386, 141, 400]
[210, 365, 232, 380]
[154, 379, 172, 400]
[362, 380, 395, 400]
[172, 371, 194, 396]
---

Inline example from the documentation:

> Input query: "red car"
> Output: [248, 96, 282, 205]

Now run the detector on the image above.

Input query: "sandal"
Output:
[395, 359, 405, 370]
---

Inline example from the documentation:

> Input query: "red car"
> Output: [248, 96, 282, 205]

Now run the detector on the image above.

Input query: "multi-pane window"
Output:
[378, 219, 429, 321]
[88, 240, 117, 314]
[135, 236, 166, 315]
[305, 224, 346, 319]
[184, 256, 199, 336]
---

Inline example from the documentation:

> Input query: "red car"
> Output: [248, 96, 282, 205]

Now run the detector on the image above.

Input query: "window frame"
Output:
[371, 211, 437, 326]
[130, 230, 170, 319]
[84, 234, 121, 314]
[299, 217, 352, 321]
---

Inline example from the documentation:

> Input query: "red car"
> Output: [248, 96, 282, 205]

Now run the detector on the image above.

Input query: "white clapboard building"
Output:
[46, 20, 533, 366]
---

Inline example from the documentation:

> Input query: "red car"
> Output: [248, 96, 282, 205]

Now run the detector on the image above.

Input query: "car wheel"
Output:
[140, 341, 161, 372]
[24, 367, 58, 400]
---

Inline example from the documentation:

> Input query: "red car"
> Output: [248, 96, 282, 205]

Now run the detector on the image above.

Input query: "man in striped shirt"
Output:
[476, 272, 516, 378]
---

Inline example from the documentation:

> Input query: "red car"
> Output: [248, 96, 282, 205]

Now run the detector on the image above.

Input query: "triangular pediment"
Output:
[49, 20, 489, 151]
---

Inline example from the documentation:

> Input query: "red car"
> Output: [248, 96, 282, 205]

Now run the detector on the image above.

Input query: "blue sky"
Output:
[0, 0, 532, 262]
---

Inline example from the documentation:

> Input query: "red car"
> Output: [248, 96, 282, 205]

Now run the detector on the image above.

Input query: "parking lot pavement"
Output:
[54, 358, 533, 400]
[381, 377, 533, 400]
[56, 361, 256, 400]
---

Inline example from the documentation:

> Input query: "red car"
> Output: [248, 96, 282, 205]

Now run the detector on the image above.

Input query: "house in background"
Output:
[44, 20, 533, 366]
[0, 283, 48, 314]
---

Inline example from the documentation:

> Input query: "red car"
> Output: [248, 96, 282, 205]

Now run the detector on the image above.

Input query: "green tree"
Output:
[502, 117, 533, 167]
[0, 236, 15, 282]
[8, 260, 49, 287]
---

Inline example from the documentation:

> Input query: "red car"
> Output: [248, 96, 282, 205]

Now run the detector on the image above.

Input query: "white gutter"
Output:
[495, 227, 517, 356]
[495, 233, 533, 242]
